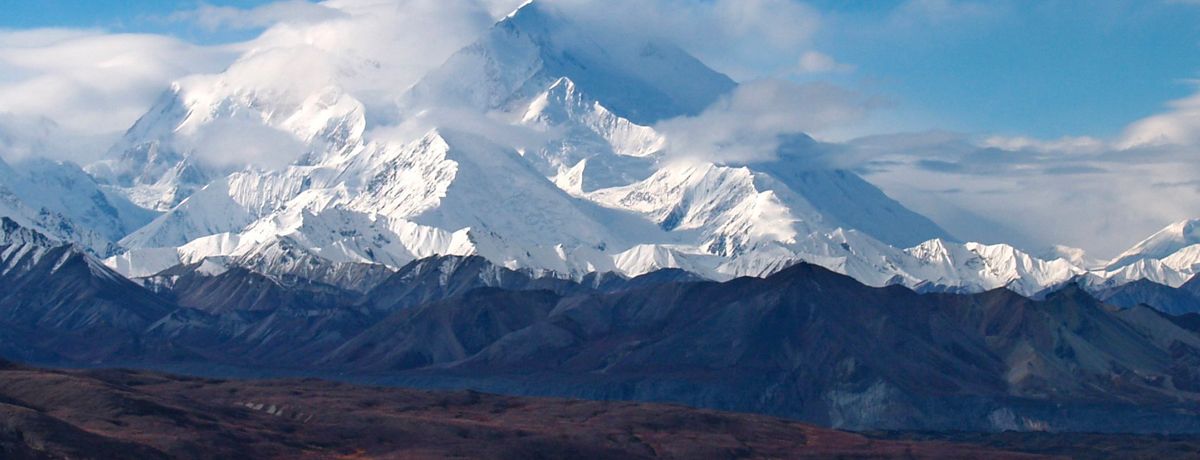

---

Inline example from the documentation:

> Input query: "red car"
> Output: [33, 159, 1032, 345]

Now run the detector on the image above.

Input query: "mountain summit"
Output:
[404, 1, 736, 125]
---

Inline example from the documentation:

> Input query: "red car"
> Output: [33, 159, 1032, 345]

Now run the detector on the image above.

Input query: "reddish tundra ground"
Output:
[0, 361, 1191, 459]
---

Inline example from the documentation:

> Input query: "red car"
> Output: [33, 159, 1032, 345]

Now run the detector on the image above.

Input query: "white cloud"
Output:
[550, 0, 827, 80]
[796, 51, 855, 74]
[0, 0, 531, 166]
[0, 29, 237, 136]
[169, 0, 349, 31]
[0, 113, 114, 164]
[177, 118, 307, 170]
[235, 0, 515, 100]
[370, 106, 562, 154]
[0, 0, 839, 145]
[851, 130, 1200, 257]
[656, 79, 875, 164]
[1118, 86, 1200, 148]
[982, 135, 1106, 154]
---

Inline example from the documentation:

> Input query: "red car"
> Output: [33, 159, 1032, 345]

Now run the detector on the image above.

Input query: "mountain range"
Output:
[3, 216, 1200, 433]
[2, 1, 1198, 301]
[4, 0, 1200, 440]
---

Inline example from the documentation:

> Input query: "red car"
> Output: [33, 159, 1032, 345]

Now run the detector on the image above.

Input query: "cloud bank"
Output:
[853, 127, 1200, 257]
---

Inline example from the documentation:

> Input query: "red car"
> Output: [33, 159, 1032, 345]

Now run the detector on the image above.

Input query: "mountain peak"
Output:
[504, 0, 537, 19]
[1108, 218, 1200, 269]
[499, 0, 558, 32]
[0, 217, 54, 248]
[404, 2, 734, 125]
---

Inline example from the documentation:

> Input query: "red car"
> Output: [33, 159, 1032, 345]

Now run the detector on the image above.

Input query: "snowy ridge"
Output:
[0, 157, 154, 256]
[0, 217, 126, 282]
[1107, 219, 1200, 270]
[520, 77, 664, 193]
[88, 46, 370, 211]
[903, 240, 1084, 295]
[1084, 220, 1200, 289]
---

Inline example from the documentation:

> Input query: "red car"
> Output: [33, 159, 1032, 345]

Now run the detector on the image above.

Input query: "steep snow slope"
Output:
[109, 127, 670, 286]
[88, 47, 369, 211]
[519, 77, 663, 192]
[118, 167, 328, 250]
[1076, 220, 1200, 289]
[1107, 219, 1200, 269]
[751, 138, 952, 248]
[1091, 258, 1194, 289]
[589, 160, 818, 257]
[0, 157, 154, 256]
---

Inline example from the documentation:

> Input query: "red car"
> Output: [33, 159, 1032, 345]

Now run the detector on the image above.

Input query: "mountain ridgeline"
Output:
[3, 219, 1200, 433]
[1, 1, 1199, 302]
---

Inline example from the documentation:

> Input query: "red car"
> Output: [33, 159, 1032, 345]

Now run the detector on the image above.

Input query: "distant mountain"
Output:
[1096, 279, 1197, 314]
[0, 218, 176, 363]
[1091, 271, 1200, 315]
[363, 264, 1200, 432]
[0, 157, 154, 256]
[1107, 219, 1200, 269]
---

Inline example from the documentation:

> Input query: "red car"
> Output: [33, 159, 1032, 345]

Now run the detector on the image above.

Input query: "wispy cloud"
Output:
[852, 129, 1200, 256]
[1118, 84, 1200, 149]
[550, 0, 830, 80]
[796, 51, 855, 74]
[168, 1, 349, 31]
[0, 28, 237, 161]
[655, 79, 877, 164]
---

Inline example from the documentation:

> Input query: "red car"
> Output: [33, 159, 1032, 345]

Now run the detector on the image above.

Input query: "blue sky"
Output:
[807, 0, 1200, 139]
[3, 0, 1199, 140]
[0, 0, 277, 43]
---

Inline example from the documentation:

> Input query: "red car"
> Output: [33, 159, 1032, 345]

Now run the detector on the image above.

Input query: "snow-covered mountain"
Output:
[403, 1, 735, 125]
[1085, 219, 1200, 289]
[86, 45, 371, 212]
[0, 156, 155, 257]
[93, 2, 970, 293]
[0, 0, 1185, 299]
[1107, 219, 1200, 270]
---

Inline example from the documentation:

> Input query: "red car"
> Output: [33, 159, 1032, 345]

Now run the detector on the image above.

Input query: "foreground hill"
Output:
[0, 361, 1048, 459]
